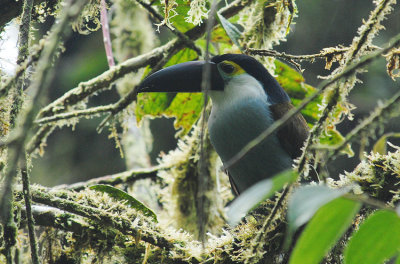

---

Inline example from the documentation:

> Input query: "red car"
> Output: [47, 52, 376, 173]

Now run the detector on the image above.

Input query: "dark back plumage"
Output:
[211, 54, 290, 104]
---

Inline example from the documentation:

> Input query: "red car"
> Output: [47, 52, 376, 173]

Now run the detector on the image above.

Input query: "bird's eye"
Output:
[220, 62, 236, 74]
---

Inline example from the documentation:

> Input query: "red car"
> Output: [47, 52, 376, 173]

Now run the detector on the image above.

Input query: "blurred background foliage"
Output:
[1, 0, 398, 186]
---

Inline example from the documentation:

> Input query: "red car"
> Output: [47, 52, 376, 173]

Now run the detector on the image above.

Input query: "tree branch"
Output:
[326, 86, 400, 163]
[29, 186, 176, 250]
[53, 165, 166, 191]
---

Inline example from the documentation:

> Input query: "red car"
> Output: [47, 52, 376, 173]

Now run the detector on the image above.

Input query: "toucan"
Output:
[137, 54, 309, 195]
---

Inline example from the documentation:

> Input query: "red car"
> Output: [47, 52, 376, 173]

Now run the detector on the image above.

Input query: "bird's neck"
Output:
[209, 73, 268, 112]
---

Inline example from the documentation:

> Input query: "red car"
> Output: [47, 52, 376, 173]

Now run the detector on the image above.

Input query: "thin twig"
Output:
[100, 0, 115, 67]
[247, 45, 381, 72]
[246, 48, 338, 61]
[26, 125, 55, 154]
[17, 0, 40, 256]
[21, 168, 39, 264]
[197, 0, 218, 245]
[36, 104, 114, 124]
[343, 193, 395, 211]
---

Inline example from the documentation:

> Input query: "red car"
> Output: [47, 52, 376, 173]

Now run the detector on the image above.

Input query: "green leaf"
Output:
[227, 170, 298, 226]
[319, 128, 355, 157]
[164, 47, 199, 68]
[290, 198, 361, 264]
[274, 60, 322, 126]
[136, 48, 202, 135]
[344, 210, 400, 264]
[164, 93, 204, 134]
[274, 60, 353, 156]
[211, 25, 233, 44]
[90, 184, 157, 222]
[274, 60, 309, 99]
[154, 0, 195, 32]
[216, 12, 243, 52]
[287, 185, 350, 240]
[396, 255, 400, 264]
[373, 132, 400, 155]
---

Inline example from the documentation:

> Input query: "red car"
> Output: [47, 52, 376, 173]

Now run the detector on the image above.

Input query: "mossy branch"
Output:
[53, 165, 166, 191]
[37, 40, 178, 119]
[28, 186, 176, 251]
[344, 0, 395, 64]
[8, 0, 38, 261]
[36, 104, 114, 124]
[326, 87, 400, 163]
[246, 45, 380, 71]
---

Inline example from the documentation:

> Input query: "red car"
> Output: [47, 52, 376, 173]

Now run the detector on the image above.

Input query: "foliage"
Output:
[0, 0, 399, 263]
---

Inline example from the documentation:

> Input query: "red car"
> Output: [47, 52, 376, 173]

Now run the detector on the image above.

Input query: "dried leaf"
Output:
[385, 48, 400, 80]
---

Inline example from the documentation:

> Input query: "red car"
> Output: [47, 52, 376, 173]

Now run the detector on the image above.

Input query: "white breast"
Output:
[209, 73, 268, 115]
[207, 74, 292, 193]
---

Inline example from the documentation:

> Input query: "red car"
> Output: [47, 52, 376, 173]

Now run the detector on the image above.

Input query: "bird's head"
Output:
[137, 54, 290, 105]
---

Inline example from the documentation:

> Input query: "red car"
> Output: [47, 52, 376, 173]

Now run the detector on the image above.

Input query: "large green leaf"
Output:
[90, 184, 158, 222]
[227, 170, 298, 226]
[290, 198, 361, 264]
[344, 210, 400, 264]
[287, 185, 350, 241]
[136, 48, 203, 135]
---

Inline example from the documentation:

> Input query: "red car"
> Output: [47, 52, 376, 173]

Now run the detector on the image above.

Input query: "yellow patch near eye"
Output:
[221, 61, 245, 76]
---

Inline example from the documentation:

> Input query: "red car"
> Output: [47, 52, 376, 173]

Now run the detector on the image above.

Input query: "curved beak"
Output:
[138, 61, 224, 93]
